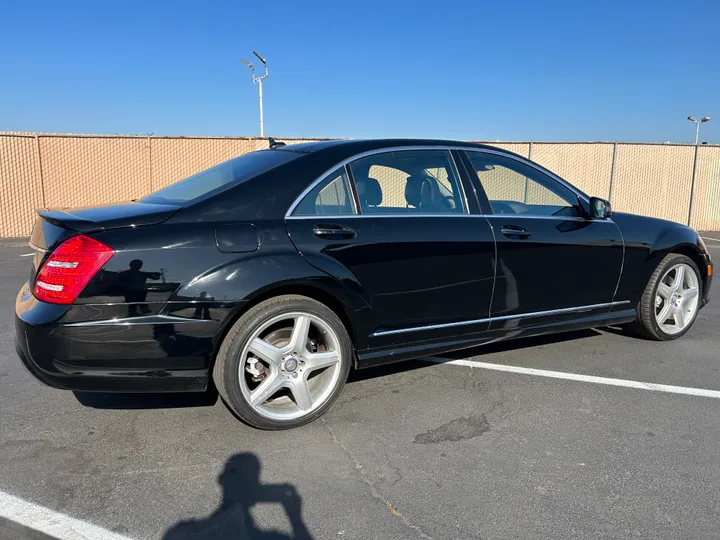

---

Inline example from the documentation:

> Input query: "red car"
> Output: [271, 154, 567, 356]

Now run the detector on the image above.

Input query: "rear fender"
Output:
[169, 251, 372, 351]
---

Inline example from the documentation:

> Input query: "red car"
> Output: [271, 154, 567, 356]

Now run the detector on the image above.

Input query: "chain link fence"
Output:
[1, 133, 718, 237]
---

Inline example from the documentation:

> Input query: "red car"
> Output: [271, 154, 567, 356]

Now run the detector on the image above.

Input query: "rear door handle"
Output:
[500, 226, 531, 239]
[313, 224, 357, 239]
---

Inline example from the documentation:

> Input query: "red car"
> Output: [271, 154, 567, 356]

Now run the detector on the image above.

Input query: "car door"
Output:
[285, 148, 496, 349]
[459, 149, 624, 331]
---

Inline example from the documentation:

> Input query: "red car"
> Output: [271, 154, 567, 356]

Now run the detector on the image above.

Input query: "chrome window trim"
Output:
[284, 144, 615, 223]
[286, 213, 614, 222]
[286, 145, 475, 218]
[482, 214, 614, 223]
[371, 300, 630, 337]
[290, 164, 359, 217]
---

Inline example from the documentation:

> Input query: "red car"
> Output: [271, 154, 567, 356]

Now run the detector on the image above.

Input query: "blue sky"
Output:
[1, 0, 718, 142]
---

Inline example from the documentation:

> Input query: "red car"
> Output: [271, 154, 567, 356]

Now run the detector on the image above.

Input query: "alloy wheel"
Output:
[238, 311, 343, 421]
[654, 263, 700, 335]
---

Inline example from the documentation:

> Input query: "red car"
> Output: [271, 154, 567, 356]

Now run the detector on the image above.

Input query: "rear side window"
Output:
[142, 150, 298, 205]
[348, 150, 466, 215]
[292, 167, 356, 216]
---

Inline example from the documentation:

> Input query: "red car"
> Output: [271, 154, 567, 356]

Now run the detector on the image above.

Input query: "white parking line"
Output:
[0, 491, 135, 540]
[701, 236, 720, 243]
[19, 253, 34, 257]
[425, 358, 720, 399]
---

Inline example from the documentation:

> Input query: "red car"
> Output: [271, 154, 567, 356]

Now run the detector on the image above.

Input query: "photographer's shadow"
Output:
[163, 453, 313, 540]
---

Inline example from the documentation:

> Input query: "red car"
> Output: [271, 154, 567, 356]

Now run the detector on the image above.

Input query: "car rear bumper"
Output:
[14, 282, 214, 393]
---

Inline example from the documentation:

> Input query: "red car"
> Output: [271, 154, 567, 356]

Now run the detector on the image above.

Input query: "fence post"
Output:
[524, 142, 533, 203]
[147, 136, 153, 193]
[607, 142, 618, 203]
[687, 144, 699, 227]
[33, 134, 46, 208]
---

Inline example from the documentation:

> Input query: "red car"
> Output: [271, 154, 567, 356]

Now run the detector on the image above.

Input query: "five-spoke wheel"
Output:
[628, 253, 703, 340]
[213, 295, 351, 430]
[654, 263, 700, 335]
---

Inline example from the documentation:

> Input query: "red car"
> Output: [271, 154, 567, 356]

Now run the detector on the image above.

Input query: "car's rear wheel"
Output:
[213, 295, 352, 430]
[627, 253, 702, 340]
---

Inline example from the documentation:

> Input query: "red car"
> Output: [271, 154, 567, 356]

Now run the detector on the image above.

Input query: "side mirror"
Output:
[590, 197, 612, 219]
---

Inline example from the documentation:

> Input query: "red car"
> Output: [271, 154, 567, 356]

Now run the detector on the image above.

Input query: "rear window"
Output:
[141, 150, 298, 205]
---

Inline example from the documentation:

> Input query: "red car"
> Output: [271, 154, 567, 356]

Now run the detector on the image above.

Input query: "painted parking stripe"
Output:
[0, 491, 135, 540]
[701, 236, 720, 243]
[20, 253, 35, 257]
[425, 358, 720, 399]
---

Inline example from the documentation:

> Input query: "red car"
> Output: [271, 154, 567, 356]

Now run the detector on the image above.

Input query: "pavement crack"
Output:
[321, 418, 434, 540]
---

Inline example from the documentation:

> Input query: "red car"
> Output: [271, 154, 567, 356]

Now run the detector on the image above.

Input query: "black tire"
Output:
[212, 295, 352, 430]
[625, 253, 701, 341]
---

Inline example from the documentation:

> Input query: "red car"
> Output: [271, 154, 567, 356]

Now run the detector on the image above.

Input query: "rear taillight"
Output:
[33, 235, 114, 304]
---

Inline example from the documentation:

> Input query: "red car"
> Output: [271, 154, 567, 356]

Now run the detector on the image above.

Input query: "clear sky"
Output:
[1, 0, 718, 143]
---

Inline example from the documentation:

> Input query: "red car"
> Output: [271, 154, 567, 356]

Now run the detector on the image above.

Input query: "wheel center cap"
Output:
[283, 356, 299, 373]
[671, 293, 682, 307]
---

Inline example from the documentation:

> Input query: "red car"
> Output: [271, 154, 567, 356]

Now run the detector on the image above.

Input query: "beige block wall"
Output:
[0, 136, 44, 237]
[40, 136, 151, 207]
[612, 144, 695, 225]
[691, 146, 720, 231]
[530, 143, 614, 198]
[482, 142, 531, 159]
[1, 134, 719, 237]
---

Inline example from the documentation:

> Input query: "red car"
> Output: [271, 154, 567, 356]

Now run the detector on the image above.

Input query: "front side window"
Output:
[465, 152, 580, 217]
[292, 167, 356, 216]
[348, 150, 466, 215]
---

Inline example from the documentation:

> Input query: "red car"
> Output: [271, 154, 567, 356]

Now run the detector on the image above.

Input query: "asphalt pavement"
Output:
[1, 235, 720, 540]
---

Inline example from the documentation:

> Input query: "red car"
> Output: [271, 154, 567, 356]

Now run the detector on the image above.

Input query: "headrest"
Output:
[356, 177, 382, 206]
[405, 175, 439, 209]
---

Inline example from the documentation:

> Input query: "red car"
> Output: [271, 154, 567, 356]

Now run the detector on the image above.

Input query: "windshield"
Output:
[141, 150, 298, 205]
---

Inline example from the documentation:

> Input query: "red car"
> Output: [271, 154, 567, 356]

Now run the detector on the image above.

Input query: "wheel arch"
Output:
[669, 243, 708, 286]
[209, 280, 363, 375]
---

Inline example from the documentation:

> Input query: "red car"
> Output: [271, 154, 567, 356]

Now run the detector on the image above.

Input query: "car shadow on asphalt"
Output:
[163, 452, 313, 540]
[73, 329, 602, 409]
[72, 386, 219, 409]
[347, 328, 602, 384]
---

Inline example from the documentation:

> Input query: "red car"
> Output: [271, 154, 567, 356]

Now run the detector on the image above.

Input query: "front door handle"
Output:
[313, 224, 357, 239]
[500, 225, 531, 239]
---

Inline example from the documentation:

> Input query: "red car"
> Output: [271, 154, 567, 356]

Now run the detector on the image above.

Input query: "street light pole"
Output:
[687, 115, 710, 145]
[241, 51, 269, 137]
[686, 115, 710, 227]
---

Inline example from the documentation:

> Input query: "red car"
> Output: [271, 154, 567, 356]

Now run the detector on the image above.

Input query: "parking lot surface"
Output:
[1, 236, 720, 540]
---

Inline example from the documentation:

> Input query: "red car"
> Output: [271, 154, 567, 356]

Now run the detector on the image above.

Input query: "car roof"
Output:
[276, 138, 499, 155]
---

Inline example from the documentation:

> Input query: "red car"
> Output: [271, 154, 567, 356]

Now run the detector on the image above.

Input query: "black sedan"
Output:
[15, 139, 713, 429]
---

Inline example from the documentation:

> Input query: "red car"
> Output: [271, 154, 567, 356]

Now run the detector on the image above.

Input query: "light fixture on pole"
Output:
[241, 51, 269, 137]
[687, 116, 710, 145]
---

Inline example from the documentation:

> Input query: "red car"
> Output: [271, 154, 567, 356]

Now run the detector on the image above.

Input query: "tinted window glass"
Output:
[292, 167, 356, 216]
[142, 150, 297, 205]
[348, 150, 465, 214]
[466, 152, 580, 217]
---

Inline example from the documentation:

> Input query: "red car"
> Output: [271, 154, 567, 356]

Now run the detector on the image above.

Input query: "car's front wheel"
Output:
[628, 253, 702, 340]
[213, 295, 352, 430]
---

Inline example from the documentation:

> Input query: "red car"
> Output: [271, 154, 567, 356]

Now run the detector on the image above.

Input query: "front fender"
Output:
[613, 213, 708, 306]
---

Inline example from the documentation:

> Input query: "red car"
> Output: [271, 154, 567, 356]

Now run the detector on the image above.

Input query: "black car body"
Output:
[15, 139, 712, 428]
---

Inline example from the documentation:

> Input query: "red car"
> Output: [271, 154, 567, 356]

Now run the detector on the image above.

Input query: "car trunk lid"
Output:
[36, 201, 180, 234]
[28, 201, 180, 284]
